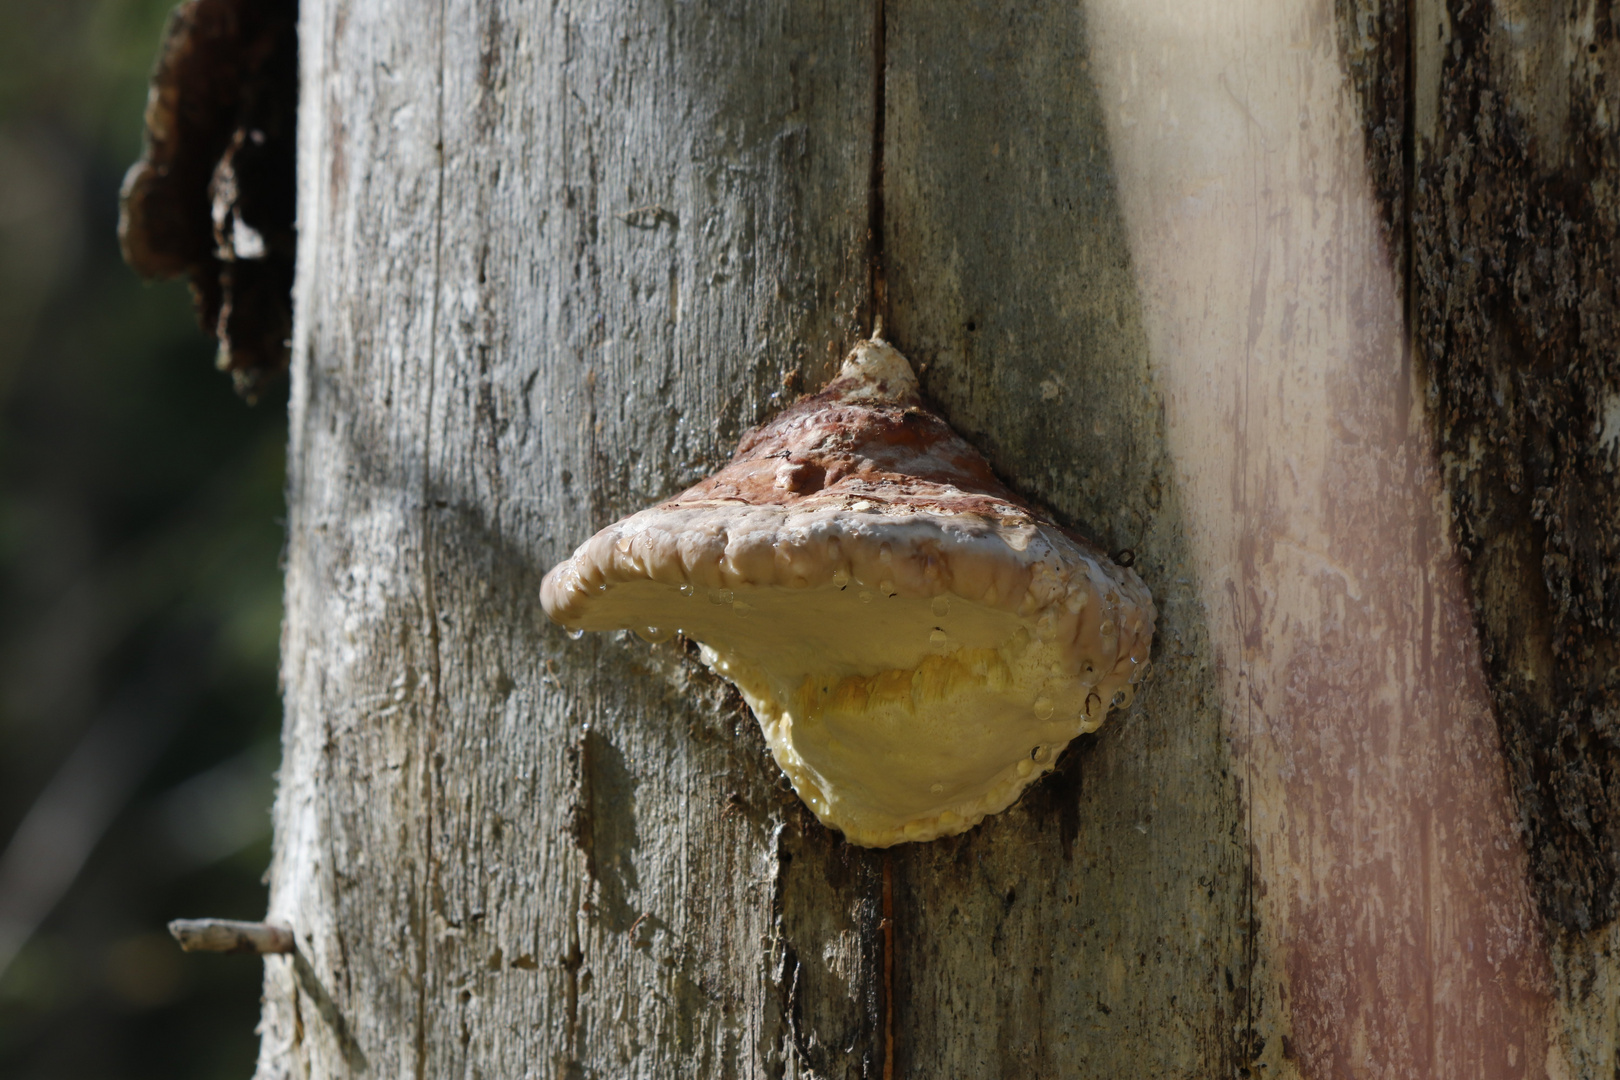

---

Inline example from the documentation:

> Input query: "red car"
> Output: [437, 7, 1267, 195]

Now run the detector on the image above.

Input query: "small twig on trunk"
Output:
[168, 918, 294, 955]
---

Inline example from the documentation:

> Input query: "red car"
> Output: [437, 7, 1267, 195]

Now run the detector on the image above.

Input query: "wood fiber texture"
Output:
[1336, 0, 1620, 1069]
[883, 3, 1249, 1076]
[1339, 0, 1620, 936]
[258, 2, 884, 1076]
[260, 0, 1246, 1075]
[1414, 0, 1620, 937]
[1083, 1, 1555, 1074]
[255, 0, 1620, 1076]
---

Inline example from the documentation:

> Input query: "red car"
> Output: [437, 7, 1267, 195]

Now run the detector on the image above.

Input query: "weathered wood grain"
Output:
[883, 2, 1250, 1075]
[1086, 1, 1557, 1076]
[1414, 0, 1620, 945]
[257, 2, 880, 1075]
[253, 0, 1620, 1076]
[1413, 3, 1620, 1072]
[1339, 0, 1620, 1072]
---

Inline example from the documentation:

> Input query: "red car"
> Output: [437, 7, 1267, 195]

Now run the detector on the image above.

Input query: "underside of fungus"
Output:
[541, 335, 1155, 847]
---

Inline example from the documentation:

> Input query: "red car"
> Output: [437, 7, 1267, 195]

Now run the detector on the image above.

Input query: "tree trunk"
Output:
[254, 1, 1620, 1077]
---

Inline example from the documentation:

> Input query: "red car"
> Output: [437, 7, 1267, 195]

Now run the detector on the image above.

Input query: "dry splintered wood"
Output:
[169, 919, 294, 955]
[252, 0, 1620, 1076]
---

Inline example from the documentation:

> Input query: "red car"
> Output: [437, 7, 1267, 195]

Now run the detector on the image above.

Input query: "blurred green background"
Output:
[0, 0, 287, 1076]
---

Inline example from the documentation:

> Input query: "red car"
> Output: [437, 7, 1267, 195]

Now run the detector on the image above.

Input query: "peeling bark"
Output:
[1338, 0, 1620, 940]
[120, 0, 298, 397]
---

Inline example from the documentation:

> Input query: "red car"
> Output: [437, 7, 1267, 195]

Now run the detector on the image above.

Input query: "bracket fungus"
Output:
[541, 335, 1155, 847]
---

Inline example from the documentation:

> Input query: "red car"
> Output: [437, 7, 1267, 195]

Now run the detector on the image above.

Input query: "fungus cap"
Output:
[541, 337, 1155, 847]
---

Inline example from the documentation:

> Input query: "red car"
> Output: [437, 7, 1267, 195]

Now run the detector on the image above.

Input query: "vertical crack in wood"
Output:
[562, 884, 586, 1068]
[871, 4, 894, 1074]
[866, 0, 888, 334]
[563, 724, 596, 1075]
[881, 850, 895, 1080]
[414, 0, 452, 1075]
[767, 825, 789, 1077]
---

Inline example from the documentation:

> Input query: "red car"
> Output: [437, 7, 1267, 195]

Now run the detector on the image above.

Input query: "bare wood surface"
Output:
[258, 2, 880, 1076]
[884, 3, 1249, 1075]
[1084, 1, 1550, 1075]
[254, 0, 1620, 1076]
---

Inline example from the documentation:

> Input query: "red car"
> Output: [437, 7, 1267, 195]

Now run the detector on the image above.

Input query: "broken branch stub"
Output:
[168, 918, 294, 955]
[541, 337, 1154, 847]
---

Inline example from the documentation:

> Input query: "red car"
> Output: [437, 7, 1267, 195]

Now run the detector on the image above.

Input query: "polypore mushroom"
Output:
[540, 334, 1154, 847]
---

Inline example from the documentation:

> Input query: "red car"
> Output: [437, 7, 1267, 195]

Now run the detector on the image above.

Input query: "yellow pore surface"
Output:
[577, 578, 1122, 846]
